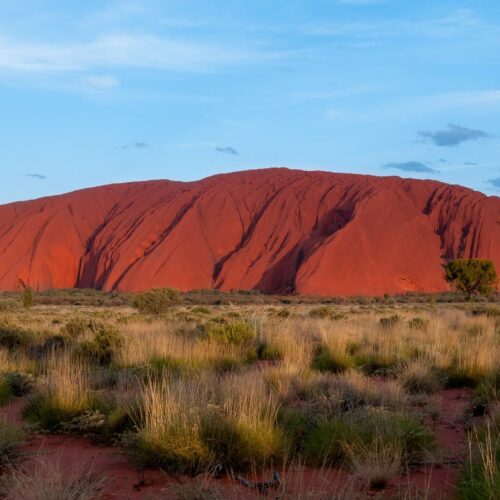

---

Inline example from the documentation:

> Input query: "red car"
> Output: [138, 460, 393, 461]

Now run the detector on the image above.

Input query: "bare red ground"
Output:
[0, 168, 498, 296]
[0, 389, 473, 499]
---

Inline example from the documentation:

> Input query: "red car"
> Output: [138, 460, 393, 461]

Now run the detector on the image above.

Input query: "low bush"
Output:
[312, 348, 353, 374]
[400, 360, 442, 394]
[303, 409, 434, 468]
[407, 317, 430, 331]
[133, 288, 179, 315]
[256, 342, 283, 361]
[200, 411, 284, 471]
[308, 307, 331, 319]
[0, 377, 12, 405]
[379, 315, 401, 328]
[73, 325, 123, 366]
[0, 323, 32, 350]
[457, 419, 500, 499]
[203, 321, 255, 345]
[0, 419, 25, 470]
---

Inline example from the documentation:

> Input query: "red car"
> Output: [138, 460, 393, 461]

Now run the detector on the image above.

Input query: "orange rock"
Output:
[0, 168, 498, 296]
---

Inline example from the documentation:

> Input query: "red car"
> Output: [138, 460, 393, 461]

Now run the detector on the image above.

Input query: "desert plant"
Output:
[0, 459, 106, 499]
[444, 259, 498, 301]
[73, 325, 123, 366]
[203, 321, 255, 345]
[0, 419, 25, 470]
[457, 418, 500, 499]
[312, 348, 353, 374]
[133, 288, 179, 314]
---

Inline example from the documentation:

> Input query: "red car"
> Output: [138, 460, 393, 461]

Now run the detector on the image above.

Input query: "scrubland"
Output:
[0, 290, 499, 498]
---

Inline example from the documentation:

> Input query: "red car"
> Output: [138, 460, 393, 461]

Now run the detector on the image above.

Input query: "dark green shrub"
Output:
[0, 323, 32, 350]
[0, 378, 12, 405]
[456, 421, 500, 499]
[0, 419, 25, 469]
[304, 419, 355, 466]
[379, 315, 401, 328]
[4, 372, 34, 397]
[309, 307, 330, 319]
[407, 317, 430, 330]
[61, 317, 99, 338]
[312, 348, 353, 374]
[73, 325, 123, 366]
[133, 288, 179, 315]
[256, 342, 283, 361]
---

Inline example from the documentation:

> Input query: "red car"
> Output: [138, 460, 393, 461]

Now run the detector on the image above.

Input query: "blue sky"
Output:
[1, 0, 499, 204]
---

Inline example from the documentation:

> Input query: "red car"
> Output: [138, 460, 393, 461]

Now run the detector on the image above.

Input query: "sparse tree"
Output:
[17, 278, 33, 309]
[443, 259, 498, 301]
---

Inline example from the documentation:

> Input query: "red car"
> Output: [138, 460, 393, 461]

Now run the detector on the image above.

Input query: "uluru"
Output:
[0, 168, 498, 296]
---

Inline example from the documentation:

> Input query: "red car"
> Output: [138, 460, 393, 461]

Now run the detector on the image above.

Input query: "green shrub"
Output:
[303, 409, 434, 468]
[0, 378, 13, 405]
[0, 419, 25, 470]
[191, 306, 211, 315]
[61, 317, 98, 338]
[200, 412, 284, 471]
[203, 321, 255, 345]
[309, 307, 331, 319]
[125, 427, 214, 475]
[407, 317, 430, 331]
[4, 372, 34, 397]
[133, 288, 179, 315]
[73, 325, 123, 366]
[0, 323, 32, 350]
[379, 315, 401, 328]
[457, 420, 500, 499]
[256, 342, 283, 361]
[312, 348, 353, 374]
[304, 418, 355, 466]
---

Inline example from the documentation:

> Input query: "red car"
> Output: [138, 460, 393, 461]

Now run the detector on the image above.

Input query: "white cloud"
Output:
[85, 74, 120, 89]
[325, 109, 342, 120]
[0, 34, 287, 74]
[302, 9, 486, 39]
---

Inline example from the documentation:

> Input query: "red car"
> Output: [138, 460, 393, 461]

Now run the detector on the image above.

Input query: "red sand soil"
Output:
[0, 168, 498, 296]
[0, 389, 473, 499]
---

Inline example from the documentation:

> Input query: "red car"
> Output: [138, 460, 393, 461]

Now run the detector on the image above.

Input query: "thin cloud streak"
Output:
[383, 161, 439, 174]
[0, 34, 292, 73]
[26, 173, 47, 180]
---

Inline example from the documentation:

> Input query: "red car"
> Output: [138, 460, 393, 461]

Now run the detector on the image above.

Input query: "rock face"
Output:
[0, 168, 498, 296]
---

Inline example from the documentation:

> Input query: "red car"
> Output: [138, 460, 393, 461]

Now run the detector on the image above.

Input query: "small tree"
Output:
[443, 259, 498, 301]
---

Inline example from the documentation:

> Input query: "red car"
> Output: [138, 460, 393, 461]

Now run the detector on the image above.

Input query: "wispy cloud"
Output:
[383, 161, 438, 174]
[119, 141, 149, 150]
[418, 124, 491, 147]
[301, 9, 485, 40]
[0, 34, 289, 74]
[85, 74, 120, 89]
[486, 178, 500, 189]
[419, 90, 500, 111]
[338, 0, 387, 4]
[215, 146, 238, 155]
[464, 161, 478, 166]
[26, 173, 47, 180]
